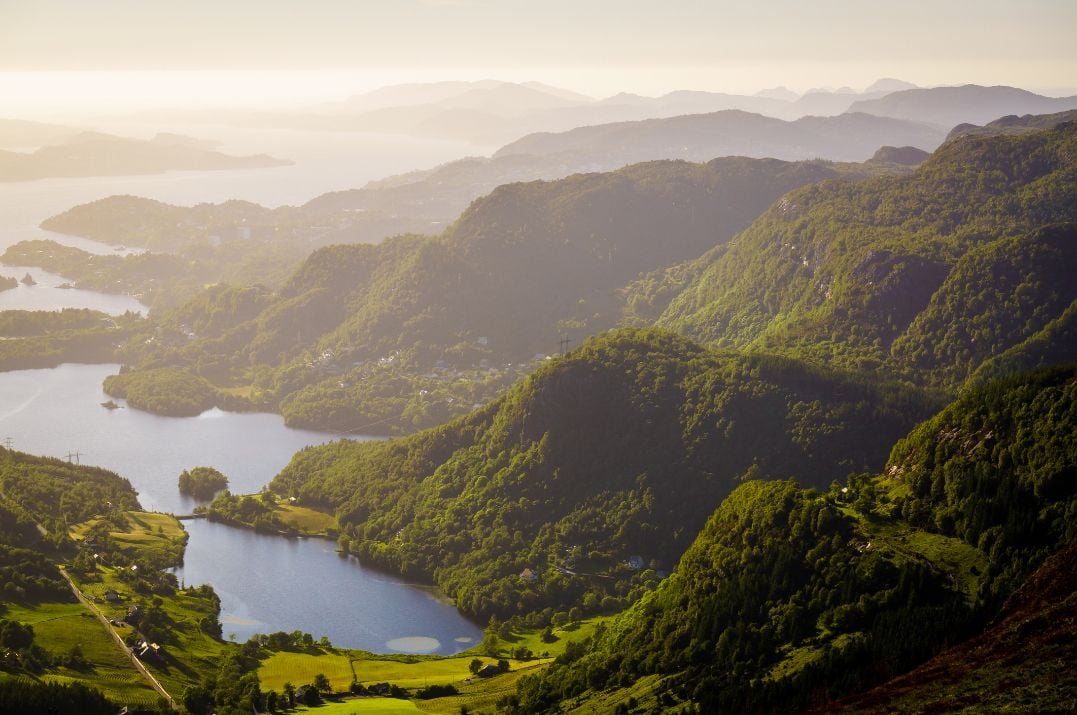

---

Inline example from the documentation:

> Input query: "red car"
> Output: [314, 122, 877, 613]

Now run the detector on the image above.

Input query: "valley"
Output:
[0, 20, 1075, 711]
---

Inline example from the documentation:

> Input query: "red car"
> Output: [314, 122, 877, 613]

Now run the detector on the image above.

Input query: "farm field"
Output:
[295, 697, 423, 714]
[0, 600, 161, 709]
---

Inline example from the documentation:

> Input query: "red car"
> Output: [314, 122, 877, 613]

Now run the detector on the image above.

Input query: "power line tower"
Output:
[558, 336, 572, 357]
[2, 437, 12, 450]
[66, 451, 82, 465]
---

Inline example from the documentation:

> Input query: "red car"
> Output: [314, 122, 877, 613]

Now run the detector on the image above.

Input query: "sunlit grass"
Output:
[276, 501, 338, 536]
[296, 698, 423, 714]
[1, 601, 160, 708]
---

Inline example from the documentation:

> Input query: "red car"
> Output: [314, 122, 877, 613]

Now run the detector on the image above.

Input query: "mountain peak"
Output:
[864, 77, 918, 94]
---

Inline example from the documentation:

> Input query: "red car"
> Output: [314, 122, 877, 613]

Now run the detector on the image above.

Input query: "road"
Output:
[57, 566, 179, 711]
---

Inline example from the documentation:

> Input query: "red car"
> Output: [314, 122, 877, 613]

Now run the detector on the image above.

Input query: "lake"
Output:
[0, 362, 482, 652]
[0, 128, 489, 653]
[174, 520, 480, 654]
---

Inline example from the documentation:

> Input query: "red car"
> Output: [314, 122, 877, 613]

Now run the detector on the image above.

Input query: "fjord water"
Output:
[0, 363, 482, 652]
[0, 363, 343, 514]
[0, 133, 489, 652]
[174, 519, 481, 654]
[0, 126, 486, 312]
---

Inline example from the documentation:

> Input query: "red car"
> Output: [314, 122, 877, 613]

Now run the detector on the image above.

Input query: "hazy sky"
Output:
[2, 0, 1075, 112]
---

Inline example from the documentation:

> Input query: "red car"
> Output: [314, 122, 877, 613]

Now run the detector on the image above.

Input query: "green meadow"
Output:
[0, 600, 161, 709]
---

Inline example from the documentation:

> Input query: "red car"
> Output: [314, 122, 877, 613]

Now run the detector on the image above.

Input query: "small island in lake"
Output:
[20, 272, 35, 285]
[100, 399, 123, 410]
[178, 466, 229, 501]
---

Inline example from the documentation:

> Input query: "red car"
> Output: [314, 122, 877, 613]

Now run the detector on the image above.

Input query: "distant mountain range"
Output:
[493, 109, 946, 164]
[298, 109, 948, 241]
[848, 84, 1077, 128]
[41, 119, 1074, 439]
[300, 79, 919, 145]
[0, 130, 290, 182]
[178, 79, 1076, 148]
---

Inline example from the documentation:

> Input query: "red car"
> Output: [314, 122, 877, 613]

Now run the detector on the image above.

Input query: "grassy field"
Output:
[276, 501, 338, 536]
[413, 664, 548, 714]
[489, 615, 612, 659]
[295, 697, 423, 714]
[259, 649, 356, 692]
[258, 618, 614, 714]
[259, 649, 544, 692]
[1, 600, 161, 709]
[71, 510, 187, 566]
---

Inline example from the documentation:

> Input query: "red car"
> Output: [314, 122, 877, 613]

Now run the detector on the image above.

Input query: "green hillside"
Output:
[508, 365, 1077, 713]
[270, 328, 936, 619]
[831, 537, 1077, 714]
[111, 156, 877, 432]
[658, 123, 1077, 387]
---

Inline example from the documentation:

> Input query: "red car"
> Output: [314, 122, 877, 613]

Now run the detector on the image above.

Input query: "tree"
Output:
[177, 466, 228, 500]
[0, 620, 34, 650]
[482, 626, 499, 656]
[469, 658, 483, 675]
[301, 684, 321, 706]
[313, 673, 331, 694]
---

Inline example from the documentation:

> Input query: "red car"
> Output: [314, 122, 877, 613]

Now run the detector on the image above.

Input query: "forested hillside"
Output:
[109, 157, 876, 431]
[829, 538, 1077, 713]
[270, 328, 936, 619]
[657, 122, 1077, 388]
[0, 448, 140, 609]
[508, 365, 1077, 713]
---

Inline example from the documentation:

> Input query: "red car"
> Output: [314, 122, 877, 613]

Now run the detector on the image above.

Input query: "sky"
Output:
[1, 0, 1075, 114]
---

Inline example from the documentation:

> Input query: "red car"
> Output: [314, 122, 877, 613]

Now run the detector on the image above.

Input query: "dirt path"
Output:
[58, 566, 179, 711]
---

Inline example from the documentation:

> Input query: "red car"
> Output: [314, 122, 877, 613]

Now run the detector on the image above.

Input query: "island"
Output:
[177, 466, 229, 501]
[0, 131, 290, 182]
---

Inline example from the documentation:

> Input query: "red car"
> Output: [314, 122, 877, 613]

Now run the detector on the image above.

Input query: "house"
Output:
[477, 664, 501, 678]
[136, 641, 164, 661]
[519, 568, 539, 583]
[126, 605, 143, 626]
[103, 589, 120, 603]
[625, 555, 645, 570]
